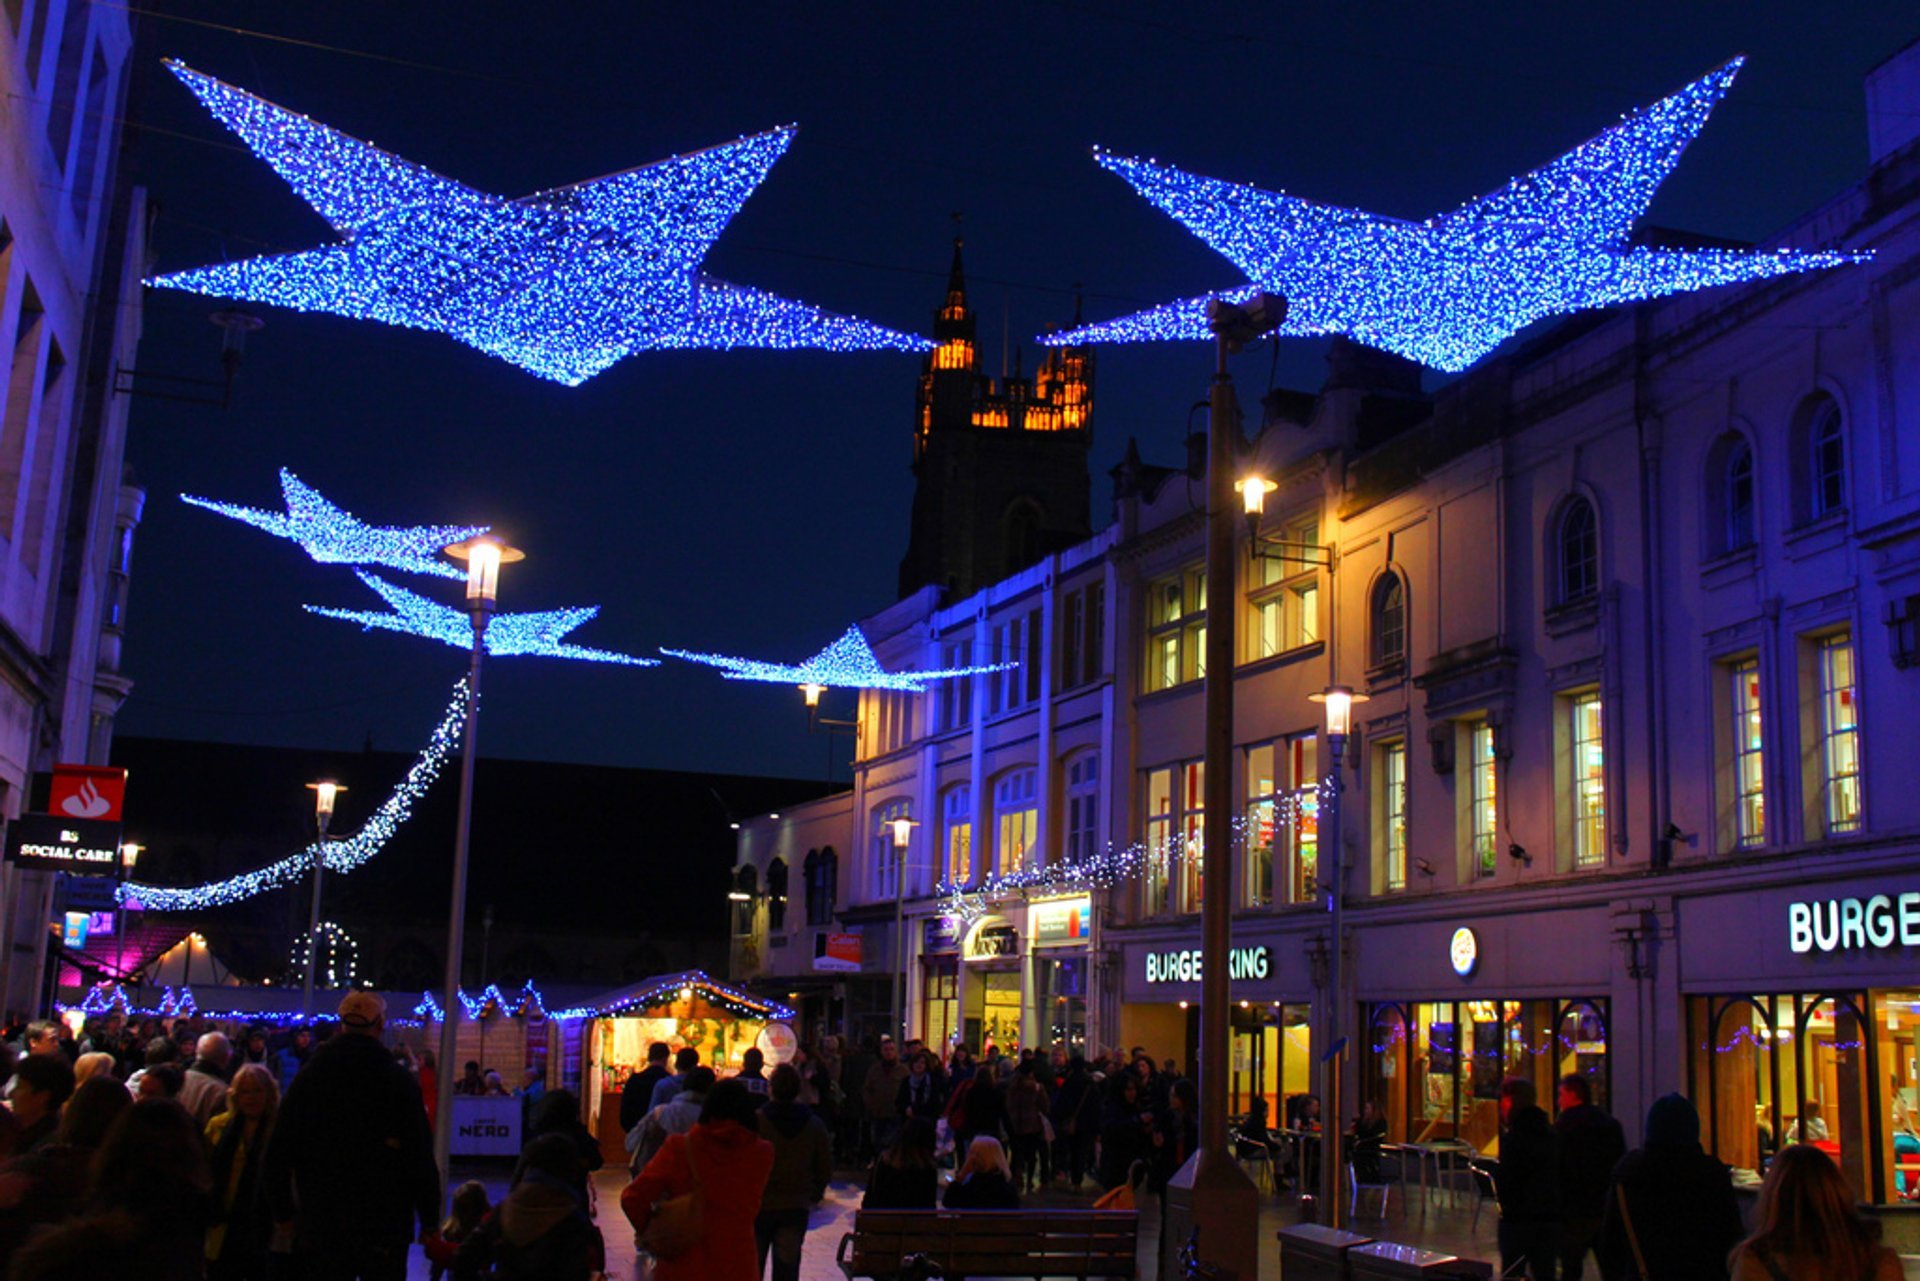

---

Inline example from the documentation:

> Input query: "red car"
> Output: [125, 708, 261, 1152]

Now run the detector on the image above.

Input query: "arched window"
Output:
[1808, 398, 1846, 519]
[1724, 440, 1756, 551]
[803, 847, 838, 926]
[871, 800, 912, 900]
[731, 865, 758, 936]
[941, 785, 973, 886]
[1555, 498, 1598, 604]
[1370, 572, 1405, 665]
[992, 768, 1039, 876]
[766, 858, 788, 932]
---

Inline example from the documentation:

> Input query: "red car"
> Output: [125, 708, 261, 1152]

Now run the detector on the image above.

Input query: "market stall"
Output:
[562, 970, 795, 1164]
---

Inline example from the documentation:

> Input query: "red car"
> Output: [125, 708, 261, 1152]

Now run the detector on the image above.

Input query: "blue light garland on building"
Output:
[308, 571, 656, 666]
[182, 469, 488, 580]
[1046, 59, 1870, 372]
[662, 624, 1011, 692]
[120, 678, 470, 910]
[549, 970, 793, 1022]
[148, 62, 931, 385]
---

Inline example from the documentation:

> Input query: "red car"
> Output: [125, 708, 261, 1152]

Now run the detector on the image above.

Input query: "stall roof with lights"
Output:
[554, 969, 794, 1023]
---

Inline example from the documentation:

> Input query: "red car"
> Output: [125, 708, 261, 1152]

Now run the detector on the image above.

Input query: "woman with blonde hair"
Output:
[70, 1052, 117, 1091]
[205, 1062, 279, 1279]
[943, 1135, 1019, 1209]
[1729, 1144, 1900, 1281]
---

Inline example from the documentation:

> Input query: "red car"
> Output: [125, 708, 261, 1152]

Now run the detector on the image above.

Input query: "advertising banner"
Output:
[4, 815, 123, 875]
[813, 932, 863, 972]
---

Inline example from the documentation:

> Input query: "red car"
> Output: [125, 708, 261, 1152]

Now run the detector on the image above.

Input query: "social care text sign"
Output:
[1788, 893, 1920, 955]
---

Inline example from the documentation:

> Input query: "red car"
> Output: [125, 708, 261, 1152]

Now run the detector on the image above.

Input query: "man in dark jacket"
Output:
[756, 1063, 832, 1281]
[1495, 1077, 1561, 1281]
[1555, 1074, 1627, 1280]
[265, 991, 438, 1280]
[619, 1041, 671, 1132]
[1598, 1093, 1743, 1281]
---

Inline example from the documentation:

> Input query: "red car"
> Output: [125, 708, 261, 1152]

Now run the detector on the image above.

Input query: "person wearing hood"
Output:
[454, 1133, 604, 1280]
[623, 1079, 775, 1281]
[1598, 1093, 1743, 1281]
[1495, 1078, 1562, 1281]
[1555, 1073, 1626, 1280]
[755, 1063, 833, 1281]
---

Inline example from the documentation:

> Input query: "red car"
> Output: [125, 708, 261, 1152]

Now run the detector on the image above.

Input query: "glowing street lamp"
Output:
[299, 781, 346, 1022]
[1307, 683, 1367, 1225]
[889, 817, 918, 1042]
[431, 533, 522, 1202]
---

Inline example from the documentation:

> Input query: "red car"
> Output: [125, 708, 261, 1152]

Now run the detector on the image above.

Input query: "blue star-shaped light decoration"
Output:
[308, 571, 656, 666]
[147, 62, 931, 385]
[1045, 59, 1870, 373]
[662, 625, 1012, 692]
[181, 469, 488, 580]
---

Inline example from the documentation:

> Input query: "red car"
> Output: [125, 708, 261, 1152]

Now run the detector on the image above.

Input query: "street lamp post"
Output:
[1309, 683, 1366, 1228]
[431, 533, 522, 1202]
[889, 816, 917, 1042]
[300, 781, 343, 1023]
[115, 843, 141, 979]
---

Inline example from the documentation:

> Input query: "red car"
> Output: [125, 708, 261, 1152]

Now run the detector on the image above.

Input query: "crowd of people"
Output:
[0, 1004, 1903, 1280]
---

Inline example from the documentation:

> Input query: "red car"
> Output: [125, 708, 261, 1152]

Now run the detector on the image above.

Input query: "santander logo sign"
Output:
[61, 779, 111, 819]
[47, 766, 126, 824]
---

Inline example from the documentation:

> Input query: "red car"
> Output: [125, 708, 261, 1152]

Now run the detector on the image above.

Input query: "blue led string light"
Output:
[662, 624, 1011, 692]
[121, 678, 469, 909]
[288, 921, 359, 989]
[550, 970, 793, 1022]
[1046, 59, 1869, 372]
[148, 62, 931, 385]
[181, 470, 488, 580]
[307, 571, 657, 666]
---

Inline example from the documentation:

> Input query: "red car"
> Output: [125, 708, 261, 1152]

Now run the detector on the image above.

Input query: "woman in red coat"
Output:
[622, 1079, 775, 1281]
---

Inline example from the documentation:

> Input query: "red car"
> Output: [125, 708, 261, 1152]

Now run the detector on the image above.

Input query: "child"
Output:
[424, 1180, 489, 1280]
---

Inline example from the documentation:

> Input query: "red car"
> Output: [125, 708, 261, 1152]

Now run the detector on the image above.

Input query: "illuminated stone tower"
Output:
[898, 240, 1094, 600]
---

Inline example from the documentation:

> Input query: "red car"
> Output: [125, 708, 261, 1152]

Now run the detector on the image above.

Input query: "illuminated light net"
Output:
[1047, 59, 1870, 372]
[289, 920, 358, 989]
[182, 469, 488, 580]
[120, 678, 469, 910]
[148, 62, 932, 385]
[308, 571, 656, 666]
[662, 624, 1011, 692]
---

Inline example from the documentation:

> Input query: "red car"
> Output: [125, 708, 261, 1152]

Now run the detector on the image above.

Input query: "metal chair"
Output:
[1348, 1160, 1394, 1219]
[1229, 1125, 1277, 1193]
[1467, 1157, 1501, 1231]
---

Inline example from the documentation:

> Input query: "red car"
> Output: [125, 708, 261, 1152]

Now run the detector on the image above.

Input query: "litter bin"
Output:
[1276, 1223, 1376, 1281]
[1347, 1241, 1495, 1279]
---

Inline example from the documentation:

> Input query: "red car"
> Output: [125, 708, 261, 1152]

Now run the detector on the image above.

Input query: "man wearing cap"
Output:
[265, 991, 439, 1279]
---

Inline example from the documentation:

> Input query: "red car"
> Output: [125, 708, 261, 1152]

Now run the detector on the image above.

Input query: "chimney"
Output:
[1867, 37, 1920, 166]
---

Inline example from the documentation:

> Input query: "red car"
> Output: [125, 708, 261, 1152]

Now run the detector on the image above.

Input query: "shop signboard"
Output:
[1787, 892, 1920, 955]
[4, 815, 123, 874]
[450, 1095, 521, 1156]
[1143, 944, 1271, 985]
[964, 917, 1019, 960]
[1031, 896, 1091, 947]
[757, 1021, 798, 1065]
[49, 765, 127, 823]
[923, 915, 961, 954]
[813, 932, 863, 972]
[61, 912, 89, 950]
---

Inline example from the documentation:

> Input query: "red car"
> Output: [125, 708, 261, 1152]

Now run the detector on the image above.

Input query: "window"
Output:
[1377, 740, 1408, 891]
[1250, 518, 1320, 660]
[1793, 395, 1847, 524]
[935, 638, 974, 731]
[766, 858, 788, 932]
[69, 42, 107, 226]
[43, 0, 88, 169]
[1556, 498, 1598, 604]
[1467, 722, 1498, 878]
[1371, 572, 1405, 667]
[869, 689, 911, 755]
[1178, 760, 1205, 911]
[1722, 658, 1765, 849]
[992, 769, 1038, 876]
[1245, 745, 1279, 908]
[871, 800, 911, 900]
[1809, 633, 1862, 836]
[1064, 752, 1099, 862]
[1060, 581, 1105, 689]
[1251, 737, 1320, 905]
[987, 609, 1041, 714]
[731, 865, 758, 936]
[1144, 567, 1205, 692]
[803, 848, 838, 925]
[1564, 691, 1605, 867]
[1143, 767, 1174, 916]
[1724, 439, 1756, 552]
[1282, 738, 1319, 904]
[942, 785, 973, 886]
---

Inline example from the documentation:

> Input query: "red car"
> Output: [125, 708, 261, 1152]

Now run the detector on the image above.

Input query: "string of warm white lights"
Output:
[182, 469, 487, 580]
[120, 678, 470, 910]
[308, 571, 657, 666]
[288, 921, 359, 989]
[550, 970, 794, 1022]
[1046, 59, 1869, 372]
[147, 62, 930, 385]
[662, 624, 1012, 692]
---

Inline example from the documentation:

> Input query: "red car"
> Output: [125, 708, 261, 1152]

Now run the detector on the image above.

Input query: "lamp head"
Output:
[306, 780, 344, 827]
[800, 682, 825, 709]
[1309, 684, 1368, 737]
[889, 817, 917, 850]
[119, 842, 143, 869]
[444, 534, 524, 607]
[1235, 475, 1276, 518]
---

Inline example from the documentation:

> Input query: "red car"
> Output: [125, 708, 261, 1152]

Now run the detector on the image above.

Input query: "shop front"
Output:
[1116, 930, 1299, 1092]
[1354, 909, 1615, 1157]
[961, 915, 1024, 1053]
[1029, 895, 1093, 1056]
[1680, 874, 1920, 1204]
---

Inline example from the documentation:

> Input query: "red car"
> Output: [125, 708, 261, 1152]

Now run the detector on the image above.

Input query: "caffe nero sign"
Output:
[1788, 893, 1920, 955]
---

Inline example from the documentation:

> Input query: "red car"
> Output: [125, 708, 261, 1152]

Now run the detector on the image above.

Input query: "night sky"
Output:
[115, 4, 1917, 782]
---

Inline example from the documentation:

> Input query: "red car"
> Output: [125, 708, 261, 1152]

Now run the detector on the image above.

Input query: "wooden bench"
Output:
[836, 1208, 1140, 1280]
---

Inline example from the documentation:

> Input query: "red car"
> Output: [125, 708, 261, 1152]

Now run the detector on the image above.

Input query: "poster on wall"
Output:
[1472, 1021, 1503, 1100]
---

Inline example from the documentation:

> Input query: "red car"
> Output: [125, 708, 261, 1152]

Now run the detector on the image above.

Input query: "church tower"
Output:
[898, 240, 1094, 601]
